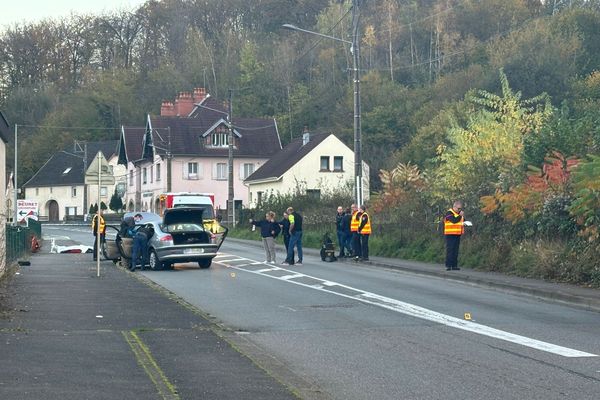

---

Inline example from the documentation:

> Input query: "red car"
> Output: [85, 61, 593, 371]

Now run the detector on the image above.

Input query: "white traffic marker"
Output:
[217, 255, 597, 358]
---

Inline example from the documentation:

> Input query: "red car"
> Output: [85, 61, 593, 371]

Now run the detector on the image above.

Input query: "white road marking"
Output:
[280, 274, 304, 280]
[216, 254, 597, 358]
[256, 268, 279, 273]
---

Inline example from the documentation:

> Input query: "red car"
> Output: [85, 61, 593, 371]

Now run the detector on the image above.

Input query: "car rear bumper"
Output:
[155, 245, 218, 262]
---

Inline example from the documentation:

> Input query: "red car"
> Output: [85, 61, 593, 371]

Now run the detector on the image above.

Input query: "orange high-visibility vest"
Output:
[359, 212, 371, 235]
[444, 209, 464, 235]
[350, 211, 360, 232]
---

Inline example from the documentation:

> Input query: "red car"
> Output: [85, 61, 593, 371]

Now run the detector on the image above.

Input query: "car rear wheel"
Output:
[198, 259, 212, 269]
[149, 250, 163, 271]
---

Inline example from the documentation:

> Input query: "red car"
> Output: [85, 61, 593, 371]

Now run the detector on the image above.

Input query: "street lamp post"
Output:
[13, 124, 18, 225]
[282, 0, 363, 206]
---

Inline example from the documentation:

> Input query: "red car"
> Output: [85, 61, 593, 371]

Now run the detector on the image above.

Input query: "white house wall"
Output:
[248, 135, 367, 207]
[24, 185, 84, 221]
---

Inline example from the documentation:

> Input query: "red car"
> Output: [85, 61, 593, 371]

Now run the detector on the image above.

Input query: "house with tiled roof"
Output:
[243, 131, 370, 207]
[22, 141, 125, 221]
[118, 88, 282, 212]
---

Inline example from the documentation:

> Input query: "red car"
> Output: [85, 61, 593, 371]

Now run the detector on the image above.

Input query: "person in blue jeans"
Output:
[130, 224, 154, 271]
[282, 206, 303, 266]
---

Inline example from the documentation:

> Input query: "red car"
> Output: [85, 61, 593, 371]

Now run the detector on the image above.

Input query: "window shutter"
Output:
[212, 163, 217, 179]
[239, 163, 244, 179]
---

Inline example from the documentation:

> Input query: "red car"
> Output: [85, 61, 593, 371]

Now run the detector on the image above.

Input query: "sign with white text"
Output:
[17, 199, 39, 222]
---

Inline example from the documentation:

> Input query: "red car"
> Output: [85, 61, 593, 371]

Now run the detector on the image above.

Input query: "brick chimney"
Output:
[160, 101, 175, 116]
[192, 87, 207, 104]
[174, 92, 194, 117]
[302, 125, 310, 146]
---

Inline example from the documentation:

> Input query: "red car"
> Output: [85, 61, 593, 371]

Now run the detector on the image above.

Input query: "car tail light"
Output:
[160, 234, 173, 242]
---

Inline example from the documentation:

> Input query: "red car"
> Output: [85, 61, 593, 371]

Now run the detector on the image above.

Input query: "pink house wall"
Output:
[126, 156, 267, 212]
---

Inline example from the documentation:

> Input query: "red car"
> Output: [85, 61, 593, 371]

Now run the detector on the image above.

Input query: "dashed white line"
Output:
[216, 254, 597, 358]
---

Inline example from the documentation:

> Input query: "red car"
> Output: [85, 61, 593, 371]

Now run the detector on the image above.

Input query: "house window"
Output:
[129, 170, 134, 186]
[187, 162, 199, 179]
[156, 164, 161, 181]
[150, 167, 153, 183]
[257, 191, 263, 204]
[320, 156, 330, 171]
[333, 156, 343, 172]
[306, 189, 321, 201]
[210, 126, 229, 147]
[36, 188, 39, 196]
[100, 187, 108, 197]
[215, 163, 227, 180]
[142, 168, 147, 184]
[241, 163, 255, 179]
[50, 187, 53, 193]
[71, 187, 77, 197]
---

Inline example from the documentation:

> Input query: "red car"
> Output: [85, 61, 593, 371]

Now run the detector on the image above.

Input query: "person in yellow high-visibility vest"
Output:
[357, 204, 371, 261]
[444, 201, 464, 271]
[91, 210, 106, 261]
[349, 203, 361, 259]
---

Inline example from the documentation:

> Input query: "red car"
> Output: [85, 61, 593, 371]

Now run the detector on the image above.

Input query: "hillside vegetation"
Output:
[2, 1, 600, 284]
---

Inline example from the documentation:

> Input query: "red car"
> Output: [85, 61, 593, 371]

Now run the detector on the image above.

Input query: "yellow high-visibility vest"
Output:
[92, 214, 105, 234]
[350, 211, 360, 232]
[444, 209, 464, 235]
[359, 212, 371, 235]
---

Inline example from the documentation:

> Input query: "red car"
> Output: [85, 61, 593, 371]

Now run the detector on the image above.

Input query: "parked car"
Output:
[105, 208, 227, 270]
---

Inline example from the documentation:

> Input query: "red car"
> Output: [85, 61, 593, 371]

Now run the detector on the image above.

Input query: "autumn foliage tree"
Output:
[480, 152, 579, 225]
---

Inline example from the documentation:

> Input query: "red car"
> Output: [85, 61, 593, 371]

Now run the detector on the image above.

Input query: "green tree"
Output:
[433, 70, 552, 203]
[109, 189, 123, 213]
[570, 154, 600, 244]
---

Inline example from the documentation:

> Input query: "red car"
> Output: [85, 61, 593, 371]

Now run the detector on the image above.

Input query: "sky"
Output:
[1, 0, 147, 29]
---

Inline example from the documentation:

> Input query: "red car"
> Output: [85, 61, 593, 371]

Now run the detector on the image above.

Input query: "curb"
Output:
[226, 238, 600, 313]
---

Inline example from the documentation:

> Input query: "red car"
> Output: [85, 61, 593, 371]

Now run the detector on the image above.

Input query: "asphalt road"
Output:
[42, 224, 600, 399]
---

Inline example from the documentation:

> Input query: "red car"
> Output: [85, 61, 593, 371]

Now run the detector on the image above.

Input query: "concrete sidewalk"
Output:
[0, 253, 306, 400]
[229, 238, 600, 313]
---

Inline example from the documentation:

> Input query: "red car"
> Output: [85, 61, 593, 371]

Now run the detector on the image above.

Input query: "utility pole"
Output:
[227, 89, 235, 227]
[282, 0, 363, 206]
[74, 140, 88, 217]
[13, 124, 18, 226]
[166, 127, 172, 192]
[352, 0, 363, 206]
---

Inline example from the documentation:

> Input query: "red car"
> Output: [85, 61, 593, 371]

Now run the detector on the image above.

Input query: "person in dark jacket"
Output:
[130, 223, 154, 271]
[341, 207, 353, 257]
[250, 211, 281, 264]
[278, 211, 294, 264]
[282, 207, 303, 265]
[335, 206, 346, 257]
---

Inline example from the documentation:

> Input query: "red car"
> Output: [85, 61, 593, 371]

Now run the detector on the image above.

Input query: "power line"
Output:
[377, 0, 470, 36]
[292, 6, 353, 63]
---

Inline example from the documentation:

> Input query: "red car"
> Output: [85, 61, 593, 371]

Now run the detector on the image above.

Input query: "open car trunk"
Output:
[164, 207, 210, 245]
[171, 231, 210, 245]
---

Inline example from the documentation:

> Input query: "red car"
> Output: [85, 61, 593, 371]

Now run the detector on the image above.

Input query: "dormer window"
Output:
[62, 167, 72, 175]
[210, 126, 230, 147]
